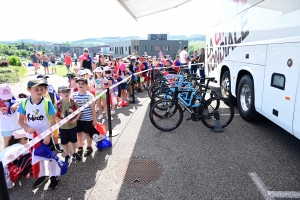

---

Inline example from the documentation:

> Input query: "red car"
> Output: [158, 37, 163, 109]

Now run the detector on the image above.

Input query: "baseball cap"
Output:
[67, 72, 76, 79]
[37, 74, 49, 79]
[75, 77, 88, 84]
[27, 79, 48, 88]
[12, 130, 27, 139]
[103, 66, 111, 72]
[58, 85, 71, 92]
[0, 84, 13, 100]
[78, 70, 85, 76]
[93, 67, 103, 73]
[84, 68, 93, 75]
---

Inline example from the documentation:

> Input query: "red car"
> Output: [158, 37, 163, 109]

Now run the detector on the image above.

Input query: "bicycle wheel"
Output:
[148, 82, 160, 98]
[200, 97, 234, 129]
[149, 99, 183, 131]
[150, 87, 173, 107]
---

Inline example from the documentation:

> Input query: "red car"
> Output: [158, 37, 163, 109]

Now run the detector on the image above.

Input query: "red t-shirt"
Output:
[65, 56, 72, 65]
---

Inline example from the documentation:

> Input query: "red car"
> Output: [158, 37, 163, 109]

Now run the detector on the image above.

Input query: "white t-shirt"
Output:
[17, 98, 56, 139]
[0, 102, 21, 132]
[91, 77, 108, 94]
[179, 50, 188, 64]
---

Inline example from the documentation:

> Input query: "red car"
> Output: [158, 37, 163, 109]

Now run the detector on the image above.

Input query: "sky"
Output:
[0, 0, 221, 42]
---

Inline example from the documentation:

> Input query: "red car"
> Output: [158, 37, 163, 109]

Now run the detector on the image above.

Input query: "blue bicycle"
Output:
[149, 77, 234, 131]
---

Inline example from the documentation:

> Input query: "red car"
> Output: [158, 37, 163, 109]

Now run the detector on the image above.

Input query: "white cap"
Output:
[103, 66, 111, 72]
[93, 67, 102, 73]
[78, 70, 85, 76]
[84, 68, 93, 75]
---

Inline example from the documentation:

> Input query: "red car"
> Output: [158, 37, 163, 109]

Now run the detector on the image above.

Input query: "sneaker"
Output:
[33, 176, 49, 188]
[72, 153, 82, 161]
[55, 144, 64, 153]
[49, 176, 59, 189]
[7, 183, 15, 189]
[97, 114, 103, 119]
[102, 110, 106, 114]
[111, 110, 115, 115]
[84, 147, 93, 157]
[106, 116, 114, 120]
[77, 147, 83, 157]
[65, 155, 70, 164]
[126, 97, 130, 101]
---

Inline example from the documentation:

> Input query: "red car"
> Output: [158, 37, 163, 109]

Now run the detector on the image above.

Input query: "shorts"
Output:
[77, 120, 93, 133]
[1, 130, 14, 137]
[119, 82, 128, 90]
[1, 127, 22, 137]
[59, 127, 77, 145]
[42, 61, 48, 67]
[66, 65, 70, 69]
[96, 92, 106, 99]
[53, 129, 59, 138]
[51, 62, 56, 68]
[33, 63, 39, 68]
[142, 73, 149, 81]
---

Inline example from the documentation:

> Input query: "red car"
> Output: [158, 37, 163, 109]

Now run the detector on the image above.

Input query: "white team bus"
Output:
[205, 0, 300, 139]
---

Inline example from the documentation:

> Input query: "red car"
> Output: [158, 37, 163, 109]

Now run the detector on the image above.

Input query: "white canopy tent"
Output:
[116, 0, 193, 20]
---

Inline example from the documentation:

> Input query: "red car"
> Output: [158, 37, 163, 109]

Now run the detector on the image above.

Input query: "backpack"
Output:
[56, 99, 77, 119]
[21, 98, 51, 122]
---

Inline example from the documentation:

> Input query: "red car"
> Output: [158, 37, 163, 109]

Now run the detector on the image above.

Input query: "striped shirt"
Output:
[73, 92, 94, 121]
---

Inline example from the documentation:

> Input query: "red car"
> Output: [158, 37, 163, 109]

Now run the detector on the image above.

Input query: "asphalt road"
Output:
[1, 80, 300, 199]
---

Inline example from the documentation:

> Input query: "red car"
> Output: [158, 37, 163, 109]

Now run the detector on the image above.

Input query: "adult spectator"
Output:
[190, 50, 199, 74]
[40, 52, 49, 75]
[173, 55, 181, 73]
[30, 50, 39, 75]
[73, 51, 78, 66]
[199, 48, 206, 83]
[158, 50, 163, 58]
[60, 52, 65, 65]
[49, 52, 56, 74]
[109, 51, 113, 58]
[179, 45, 189, 73]
[80, 48, 92, 70]
[64, 52, 72, 74]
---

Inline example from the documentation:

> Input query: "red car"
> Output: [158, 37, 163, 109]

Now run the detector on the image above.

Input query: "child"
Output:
[118, 63, 129, 102]
[0, 130, 31, 189]
[0, 84, 21, 148]
[17, 79, 59, 189]
[73, 78, 97, 157]
[91, 67, 109, 120]
[39, 76, 64, 153]
[55, 86, 81, 163]
[103, 67, 117, 115]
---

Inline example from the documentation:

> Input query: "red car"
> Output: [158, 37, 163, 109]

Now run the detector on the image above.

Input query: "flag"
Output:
[32, 133, 68, 179]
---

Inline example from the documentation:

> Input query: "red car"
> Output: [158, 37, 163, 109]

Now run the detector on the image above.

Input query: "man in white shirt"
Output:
[179, 45, 189, 74]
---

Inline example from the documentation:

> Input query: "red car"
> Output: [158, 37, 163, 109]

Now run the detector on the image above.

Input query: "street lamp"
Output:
[179, 42, 182, 50]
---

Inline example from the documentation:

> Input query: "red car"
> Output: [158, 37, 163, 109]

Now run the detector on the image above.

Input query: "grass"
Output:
[55, 65, 68, 77]
[189, 41, 206, 50]
[0, 65, 27, 83]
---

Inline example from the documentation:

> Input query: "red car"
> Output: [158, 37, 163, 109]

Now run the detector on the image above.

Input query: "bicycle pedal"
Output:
[186, 117, 192, 121]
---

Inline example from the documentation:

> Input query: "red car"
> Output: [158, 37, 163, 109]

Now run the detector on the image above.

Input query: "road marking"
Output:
[249, 173, 274, 200]
[267, 191, 300, 198]
[249, 172, 300, 199]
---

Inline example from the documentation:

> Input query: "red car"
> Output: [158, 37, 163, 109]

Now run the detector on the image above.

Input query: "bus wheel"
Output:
[237, 75, 260, 121]
[221, 70, 236, 104]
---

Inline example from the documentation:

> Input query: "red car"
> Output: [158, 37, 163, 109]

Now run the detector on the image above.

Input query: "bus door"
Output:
[292, 54, 300, 138]
[262, 43, 300, 133]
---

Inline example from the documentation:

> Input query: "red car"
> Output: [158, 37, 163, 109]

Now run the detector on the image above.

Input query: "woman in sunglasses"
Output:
[79, 48, 92, 71]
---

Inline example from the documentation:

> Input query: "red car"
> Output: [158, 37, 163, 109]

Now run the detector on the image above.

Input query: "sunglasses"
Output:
[60, 90, 70, 94]
[84, 51, 88, 52]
